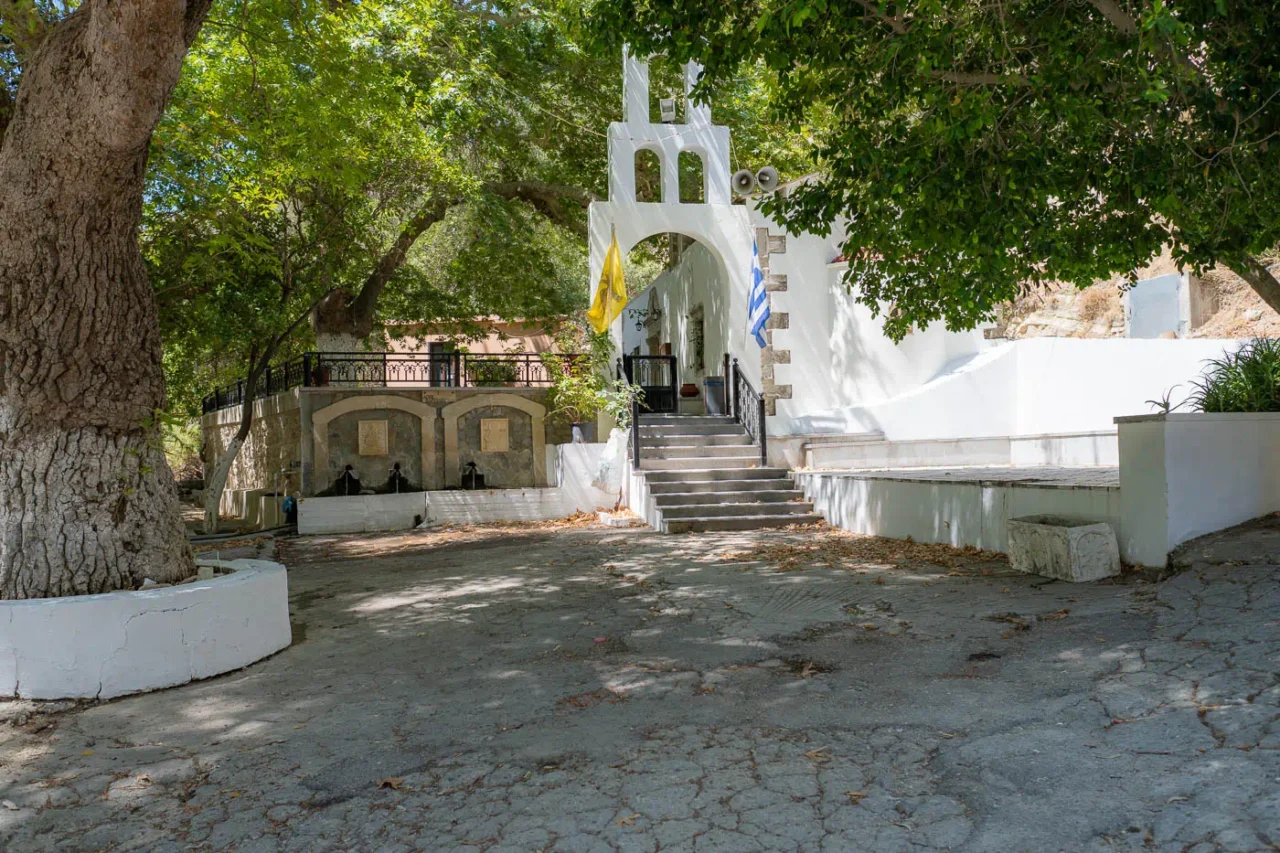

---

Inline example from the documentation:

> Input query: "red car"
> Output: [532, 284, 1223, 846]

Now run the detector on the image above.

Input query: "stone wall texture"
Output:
[325, 408, 423, 491]
[205, 403, 302, 493]
[458, 406, 535, 488]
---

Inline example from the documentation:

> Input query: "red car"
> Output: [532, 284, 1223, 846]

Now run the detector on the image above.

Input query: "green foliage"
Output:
[147, 0, 614, 414]
[467, 359, 521, 387]
[1189, 339, 1280, 413]
[545, 328, 642, 426]
[589, 1, 1280, 339]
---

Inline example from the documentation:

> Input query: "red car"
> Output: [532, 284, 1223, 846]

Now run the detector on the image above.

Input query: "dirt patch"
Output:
[720, 529, 1007, 574]
[779, 657, 836, 678]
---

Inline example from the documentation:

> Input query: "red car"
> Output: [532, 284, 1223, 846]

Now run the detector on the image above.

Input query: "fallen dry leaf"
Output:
[804, 748, 831, 763]
[615, 813, 639, 827]
[376, 777, 405, 790]
[844, 790, 867, 805]
[1041, 609, 1071, 621]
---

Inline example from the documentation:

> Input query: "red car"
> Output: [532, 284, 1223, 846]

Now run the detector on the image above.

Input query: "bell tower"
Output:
[608, 50, 731, 205]
[587, 48, 759, 393]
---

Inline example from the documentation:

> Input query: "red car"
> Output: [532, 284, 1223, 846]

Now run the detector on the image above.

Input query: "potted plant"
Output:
[545, 330, 642, 441]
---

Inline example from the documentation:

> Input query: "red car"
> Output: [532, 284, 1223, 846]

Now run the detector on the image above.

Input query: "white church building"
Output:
[594, 50, 1280, 569]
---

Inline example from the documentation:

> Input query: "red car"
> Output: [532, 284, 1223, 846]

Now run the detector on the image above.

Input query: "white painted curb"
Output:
[0, 559, 291, 700]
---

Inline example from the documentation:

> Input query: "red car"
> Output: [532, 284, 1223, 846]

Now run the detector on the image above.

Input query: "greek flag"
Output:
[747, 239, 770, 347]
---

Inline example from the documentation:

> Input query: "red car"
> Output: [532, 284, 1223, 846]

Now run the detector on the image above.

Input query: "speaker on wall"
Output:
[732, 169, 757, 196]
[755, 166, 780, 193]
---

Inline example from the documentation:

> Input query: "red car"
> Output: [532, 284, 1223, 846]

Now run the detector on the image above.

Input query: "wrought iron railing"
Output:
[730, 356, 768, 466]
[202, 351, 577, 413]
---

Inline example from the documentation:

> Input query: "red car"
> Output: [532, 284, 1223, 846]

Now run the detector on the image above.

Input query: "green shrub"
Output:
[1189, 338, 1280, 413]
[468, 359, 520, 386]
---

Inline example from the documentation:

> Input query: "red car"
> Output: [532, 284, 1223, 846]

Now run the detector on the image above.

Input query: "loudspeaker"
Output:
[732, 169, 757, 196]
[755, 166, 780, 193]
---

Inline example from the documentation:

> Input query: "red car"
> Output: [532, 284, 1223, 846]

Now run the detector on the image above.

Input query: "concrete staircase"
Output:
[634, 414, 822, 533]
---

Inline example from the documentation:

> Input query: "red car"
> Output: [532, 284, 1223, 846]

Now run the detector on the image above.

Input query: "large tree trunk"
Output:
[0, 0, 211, 598]
[311, 289, 378, 353]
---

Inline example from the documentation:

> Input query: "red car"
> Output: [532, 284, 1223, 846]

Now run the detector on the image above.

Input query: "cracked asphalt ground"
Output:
[1, 518, 1278, 853]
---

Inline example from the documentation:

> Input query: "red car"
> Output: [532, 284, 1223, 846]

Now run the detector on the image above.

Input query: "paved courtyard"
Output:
[1, 518, 1278, 852]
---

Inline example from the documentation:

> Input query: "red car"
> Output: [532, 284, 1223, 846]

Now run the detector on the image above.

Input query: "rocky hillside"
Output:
[991, 250, 1280, 340]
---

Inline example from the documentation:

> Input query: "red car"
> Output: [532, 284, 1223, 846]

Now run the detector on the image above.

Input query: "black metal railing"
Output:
[202, 351, 577, 413]
[730, 356, 768, 466]
[622, 354, 678, 414]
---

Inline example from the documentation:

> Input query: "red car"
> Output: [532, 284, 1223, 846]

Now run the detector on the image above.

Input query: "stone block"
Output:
[764, 274, 788, 292]
[1007, 515, 1120, 582]
[767, 235, 787, 254]
[765, 312, 789, 330]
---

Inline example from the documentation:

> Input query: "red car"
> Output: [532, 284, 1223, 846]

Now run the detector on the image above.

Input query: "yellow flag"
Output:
[587, 232, 627, 333]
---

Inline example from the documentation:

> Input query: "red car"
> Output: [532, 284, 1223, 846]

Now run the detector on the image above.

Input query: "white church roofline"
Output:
[592, 48, 760, 388]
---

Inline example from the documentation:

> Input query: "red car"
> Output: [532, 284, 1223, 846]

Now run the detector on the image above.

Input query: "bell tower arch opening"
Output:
[590, 47, 766, 399]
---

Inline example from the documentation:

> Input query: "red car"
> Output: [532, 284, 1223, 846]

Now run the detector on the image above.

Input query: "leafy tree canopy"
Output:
[147, 0, 615, 414]
[589, 0, 1280, 339]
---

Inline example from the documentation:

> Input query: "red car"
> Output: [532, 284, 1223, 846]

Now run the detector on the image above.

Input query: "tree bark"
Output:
[1227, 256, 1280, 319]
[0, 0, 211, 598]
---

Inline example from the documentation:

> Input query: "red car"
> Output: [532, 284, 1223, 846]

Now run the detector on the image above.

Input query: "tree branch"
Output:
[486, 180, 596, 237]
[853, 0, 908, 34]
[1086, 0, 1137, 36]
[932, 70, 1030, 87]
[1228, 255, 1280, 318]
[344, 197, 454, 333]
[318, 181, 596, 339]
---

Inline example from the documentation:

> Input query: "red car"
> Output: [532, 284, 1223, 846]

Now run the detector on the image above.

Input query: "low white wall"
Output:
[423, 489, 570, 524]
[1118, 413, 1280, 566]
[789, 338, 1240, 444]
[551, 442, 621, 513]
[797, 472, 1123, 557]
[0, 559, 291, 700]
[298, 492, 425, 535]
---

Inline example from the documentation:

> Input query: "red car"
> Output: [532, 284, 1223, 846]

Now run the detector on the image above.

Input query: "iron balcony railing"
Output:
[730, 356, 768, 466]
[202, 351, 580, 414]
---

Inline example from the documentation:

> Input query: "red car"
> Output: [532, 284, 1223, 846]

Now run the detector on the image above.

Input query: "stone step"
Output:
[642, 468, 792, 483]
[643, 445, 761, 460]
[660, 502, 816, 520]
[646, 479, 797, 495]
[639, 424, 747, 437]
[640, 433, 753, 447]
[652, 489, 806, 505]
[663, 514, 824, 534]
[639, 415, 736, 426]
[639, 456, 761, 471]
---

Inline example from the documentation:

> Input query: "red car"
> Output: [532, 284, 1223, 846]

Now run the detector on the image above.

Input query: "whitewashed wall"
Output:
[0, 560, 290, 700]
[622, 243, 729, 386]
[1118, 413, 1280, 566]
[792, 337, 1241, 443]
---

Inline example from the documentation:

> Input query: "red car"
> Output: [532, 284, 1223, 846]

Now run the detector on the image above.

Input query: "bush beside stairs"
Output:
[634, 414, 822, 533]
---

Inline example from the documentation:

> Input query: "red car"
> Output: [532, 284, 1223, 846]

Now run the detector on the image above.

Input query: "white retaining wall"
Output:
[1118, 413, 1280, 566]
[796, 472, 1123, 557]
[790, 338, 1240, 445]
[0, 559, 291, 700]
[298, 492, 425, 535]
[423, 489, 571, 524]
[551, 442, 622, 513]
